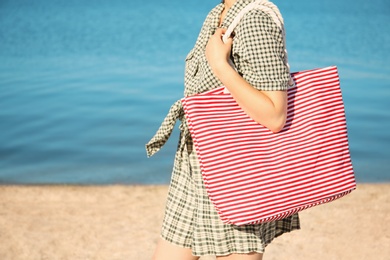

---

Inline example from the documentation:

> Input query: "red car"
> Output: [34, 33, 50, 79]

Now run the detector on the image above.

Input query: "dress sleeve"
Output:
[234, 10, 291, 91]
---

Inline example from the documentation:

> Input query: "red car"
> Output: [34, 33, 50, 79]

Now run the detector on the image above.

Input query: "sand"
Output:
[0, 184, 389, 260]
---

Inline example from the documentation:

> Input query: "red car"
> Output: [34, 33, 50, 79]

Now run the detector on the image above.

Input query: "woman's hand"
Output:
[205, 29, 287, 133]
[205, 28, 233, 75]
[205, 28, 287, 133]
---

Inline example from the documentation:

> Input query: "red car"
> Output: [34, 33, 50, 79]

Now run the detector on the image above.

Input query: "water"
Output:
[0, 0, 389, 184]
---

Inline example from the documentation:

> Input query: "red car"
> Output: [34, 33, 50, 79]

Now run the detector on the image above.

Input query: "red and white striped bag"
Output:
[181, 66, 356, 225]
[181, 1, 356, 225]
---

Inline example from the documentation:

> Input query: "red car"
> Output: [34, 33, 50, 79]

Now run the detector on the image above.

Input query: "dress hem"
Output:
[160, 226, 301, 257]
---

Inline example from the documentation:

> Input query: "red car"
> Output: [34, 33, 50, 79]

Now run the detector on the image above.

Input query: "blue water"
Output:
[0, 0, 389, 184]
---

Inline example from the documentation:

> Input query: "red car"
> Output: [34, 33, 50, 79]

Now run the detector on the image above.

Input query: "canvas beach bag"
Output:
[181, 0, 356, 226]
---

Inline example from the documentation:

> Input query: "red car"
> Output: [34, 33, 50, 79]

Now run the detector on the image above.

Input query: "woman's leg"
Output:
[152, 238, 200, 260]
[216, 252, 263, 260]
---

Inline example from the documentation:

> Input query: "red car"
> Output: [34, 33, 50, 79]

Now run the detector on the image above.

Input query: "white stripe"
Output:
[182, 66, 356, 225]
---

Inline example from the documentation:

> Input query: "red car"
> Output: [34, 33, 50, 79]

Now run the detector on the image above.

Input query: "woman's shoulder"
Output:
[235, 7, 284, 39]
[241, 8, 281, 28]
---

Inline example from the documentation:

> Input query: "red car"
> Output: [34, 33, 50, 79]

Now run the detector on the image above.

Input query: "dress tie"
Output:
[145, 99, 188, 157]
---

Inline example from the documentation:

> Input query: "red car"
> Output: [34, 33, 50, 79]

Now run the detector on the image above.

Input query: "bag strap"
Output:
[222, 0, 293, 86]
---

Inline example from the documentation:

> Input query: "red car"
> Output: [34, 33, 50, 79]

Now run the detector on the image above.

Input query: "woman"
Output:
[146, 0, 300, 259]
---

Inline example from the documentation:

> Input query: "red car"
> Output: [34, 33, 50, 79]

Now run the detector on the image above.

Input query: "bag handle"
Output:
[222, 0, 293, 86]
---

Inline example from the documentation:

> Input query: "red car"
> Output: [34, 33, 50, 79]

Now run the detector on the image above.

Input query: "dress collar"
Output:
[198, 1, 257, 50]
[209, 3, 224, 30]
[212, 0, 255, 29]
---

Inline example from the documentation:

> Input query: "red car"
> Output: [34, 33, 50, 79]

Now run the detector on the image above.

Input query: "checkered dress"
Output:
[146, 0, 300, 256]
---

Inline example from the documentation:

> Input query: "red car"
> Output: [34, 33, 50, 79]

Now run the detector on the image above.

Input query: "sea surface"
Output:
[0, 0, 389, 184]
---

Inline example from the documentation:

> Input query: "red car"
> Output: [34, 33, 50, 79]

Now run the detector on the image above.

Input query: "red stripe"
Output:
[181, 66, 356, 225]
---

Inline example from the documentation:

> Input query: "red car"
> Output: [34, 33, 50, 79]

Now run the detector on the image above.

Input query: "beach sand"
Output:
[0, 184, 388, 260]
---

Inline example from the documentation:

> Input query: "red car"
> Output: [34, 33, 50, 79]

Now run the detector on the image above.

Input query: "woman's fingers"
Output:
[223, 34, 233, 45]
[206, 27, 234, 72]
[216, 27, 226, 34]
[214, 28, 233, 45]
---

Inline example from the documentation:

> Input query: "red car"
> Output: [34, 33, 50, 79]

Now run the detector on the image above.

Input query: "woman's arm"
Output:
[205, 28, 288, 133]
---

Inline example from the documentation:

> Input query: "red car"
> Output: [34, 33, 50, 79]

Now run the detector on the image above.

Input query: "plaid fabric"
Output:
[161, 138, 300, 256]
[184, 0, 290, 97]
[147, 0, 300, 256]
[146, 0, 292, 157]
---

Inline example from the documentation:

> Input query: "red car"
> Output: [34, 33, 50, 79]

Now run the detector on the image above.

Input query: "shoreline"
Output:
[0, 183, 389, 260]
